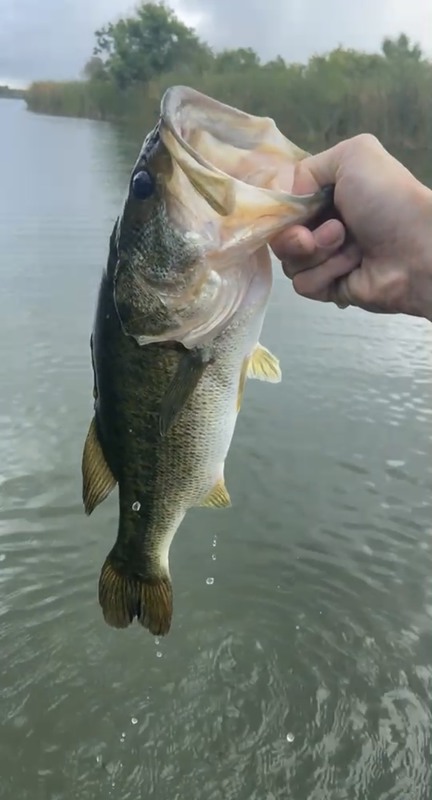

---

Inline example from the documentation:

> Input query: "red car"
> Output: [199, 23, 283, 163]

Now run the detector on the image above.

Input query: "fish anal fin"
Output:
[82, 416, 116, 515]
[201, 477, 231, 509]
[247, 343, 281, 383]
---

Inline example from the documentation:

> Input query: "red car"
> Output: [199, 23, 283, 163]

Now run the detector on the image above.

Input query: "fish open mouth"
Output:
[158, 85, 328, 249]
[161, 85, 308, 196]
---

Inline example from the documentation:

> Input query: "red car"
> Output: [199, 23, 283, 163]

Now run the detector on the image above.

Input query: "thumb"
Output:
[293, 144, 342, 195]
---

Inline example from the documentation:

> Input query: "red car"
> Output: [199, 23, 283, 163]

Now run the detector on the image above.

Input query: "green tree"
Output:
[382, 33, 423, 62]
[263, 55, 289, 71]
[82, 56, 107, 81]
[213, 47, 261, 73]
[93, 1, 211, 88]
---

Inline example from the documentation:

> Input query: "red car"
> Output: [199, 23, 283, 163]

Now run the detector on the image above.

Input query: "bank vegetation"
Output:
[25, 3, 432, 151]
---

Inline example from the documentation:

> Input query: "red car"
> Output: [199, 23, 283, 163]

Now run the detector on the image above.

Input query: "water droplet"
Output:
[132, 501, 141, 511]
[96, 755, 103, 766]
[212, 537, 217, 547]
[120, 732, 126, 742]
[211, 554, 216, 561]
[131, 717, 138, 725]
[295, 625, 300, 630]
[154, 637, 160, 645]
[286, 732, 295, 742]
[206, 577, 214, 585]
[156, 651, 162, 658]
[0, 554, 5, 562]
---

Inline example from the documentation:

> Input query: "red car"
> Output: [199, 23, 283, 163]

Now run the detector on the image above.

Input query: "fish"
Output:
[81, 85, 333, 636]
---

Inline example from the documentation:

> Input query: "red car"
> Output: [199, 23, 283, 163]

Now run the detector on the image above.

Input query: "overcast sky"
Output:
[1, 0, 431, 87]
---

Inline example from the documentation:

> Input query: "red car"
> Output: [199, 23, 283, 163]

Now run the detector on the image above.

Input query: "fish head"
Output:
[113, 86, 333, 348]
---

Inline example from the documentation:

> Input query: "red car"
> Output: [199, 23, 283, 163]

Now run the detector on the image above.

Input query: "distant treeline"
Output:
[0, 85, 26, 99]
[25, 2, 432, 151]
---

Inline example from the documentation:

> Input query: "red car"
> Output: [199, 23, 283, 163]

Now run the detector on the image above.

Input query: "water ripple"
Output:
[0, 102, 431, 800]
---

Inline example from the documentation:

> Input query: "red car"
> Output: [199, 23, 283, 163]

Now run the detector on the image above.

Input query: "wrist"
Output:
[403, 183, 432, 321]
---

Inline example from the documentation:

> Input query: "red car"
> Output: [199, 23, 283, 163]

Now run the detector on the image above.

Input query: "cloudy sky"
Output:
[1, 0, 431, 87]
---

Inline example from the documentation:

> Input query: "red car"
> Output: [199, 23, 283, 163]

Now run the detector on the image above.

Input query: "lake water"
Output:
[0, 98, 431, 800]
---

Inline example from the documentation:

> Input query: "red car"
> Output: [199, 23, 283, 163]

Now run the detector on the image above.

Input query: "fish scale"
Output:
[81, 85, 332, 636]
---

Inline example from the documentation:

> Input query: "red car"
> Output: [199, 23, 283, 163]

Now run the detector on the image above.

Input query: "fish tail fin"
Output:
[98, 550, 173, 636]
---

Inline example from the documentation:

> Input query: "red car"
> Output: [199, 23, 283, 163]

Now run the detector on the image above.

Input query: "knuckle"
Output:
[351, 132, 382, 152]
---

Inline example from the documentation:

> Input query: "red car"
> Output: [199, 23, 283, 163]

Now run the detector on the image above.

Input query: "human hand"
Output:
[271, 134, 432, 320]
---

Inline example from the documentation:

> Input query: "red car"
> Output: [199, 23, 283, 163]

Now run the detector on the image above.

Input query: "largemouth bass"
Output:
[82, 86, 332, 636]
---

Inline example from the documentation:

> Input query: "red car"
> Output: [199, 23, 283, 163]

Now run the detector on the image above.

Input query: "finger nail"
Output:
[283, 231, 306, 255]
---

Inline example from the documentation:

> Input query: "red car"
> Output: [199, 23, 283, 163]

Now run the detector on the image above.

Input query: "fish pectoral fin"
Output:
[247, 344, 281, 383]
[236, 345, 281, 413]
[200, 477, 231, 508]
[82, 416, 117, 515]
[159, 347, 212, 437]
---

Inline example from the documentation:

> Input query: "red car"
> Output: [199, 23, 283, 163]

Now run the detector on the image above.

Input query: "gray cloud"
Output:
[0, 0, 136, 85]
[0, 0, 431, 86]
[176, 0, 432, 63]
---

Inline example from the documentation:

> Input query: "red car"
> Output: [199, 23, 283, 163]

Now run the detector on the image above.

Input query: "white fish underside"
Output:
[151, 247, 279, 573]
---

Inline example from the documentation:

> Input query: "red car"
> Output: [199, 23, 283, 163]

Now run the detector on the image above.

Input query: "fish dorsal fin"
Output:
[247, 343, 281, 383]
[200, 477, 231, 508]
[82, 416, 117, 515]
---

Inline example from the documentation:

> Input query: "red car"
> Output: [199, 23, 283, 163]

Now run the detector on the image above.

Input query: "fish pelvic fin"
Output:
[247, 344, 281, 383]
[98, 553, 173, 636]
[82, 416, 117, 515]
[200, 477, 231, 508]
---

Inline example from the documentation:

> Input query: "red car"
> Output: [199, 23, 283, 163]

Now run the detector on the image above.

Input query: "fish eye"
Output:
[131, 170, 155, 200]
